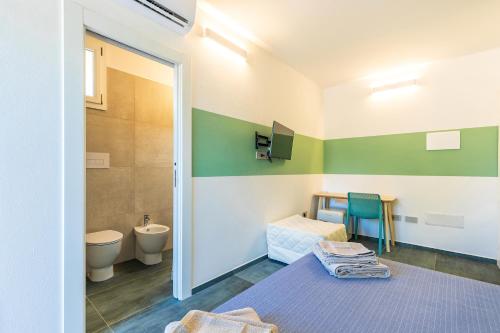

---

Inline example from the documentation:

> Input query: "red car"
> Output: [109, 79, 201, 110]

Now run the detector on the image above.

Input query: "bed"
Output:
[215, 253, 500, 333]
[267, 215, 347, 264]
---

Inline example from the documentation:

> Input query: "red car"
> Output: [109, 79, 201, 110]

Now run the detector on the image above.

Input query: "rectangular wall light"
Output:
[371, 78, 417, 93]
[203, 27, 248, 59]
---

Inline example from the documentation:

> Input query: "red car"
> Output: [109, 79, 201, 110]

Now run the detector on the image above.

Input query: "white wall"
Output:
[324, 48, 500, 139]
[324, 175, 499, 259]
[0, 1, 62, 332]
[193, 174, 322, 286]
[323, 49, 500, 259]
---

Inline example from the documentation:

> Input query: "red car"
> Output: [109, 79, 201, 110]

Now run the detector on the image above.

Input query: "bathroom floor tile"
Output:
[112, 276, 253, 333]
[235, 259, 286, 284]
[435, 253, 500, 285]
[89, 268, 173, 325]
[86, 298, 109, 333]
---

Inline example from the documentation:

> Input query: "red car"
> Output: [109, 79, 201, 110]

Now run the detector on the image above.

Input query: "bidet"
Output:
[134, 224, 169, 265]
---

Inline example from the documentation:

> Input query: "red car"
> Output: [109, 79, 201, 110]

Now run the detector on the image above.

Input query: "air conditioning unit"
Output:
[116, 0, 197, 35]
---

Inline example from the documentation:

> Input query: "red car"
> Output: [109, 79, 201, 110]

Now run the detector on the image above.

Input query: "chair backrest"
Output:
[348, 192, 382, 219]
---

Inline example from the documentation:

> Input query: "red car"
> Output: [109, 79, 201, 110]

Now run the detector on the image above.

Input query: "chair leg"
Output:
[378, 217, 384, 255]
[354, 217, 359, 240]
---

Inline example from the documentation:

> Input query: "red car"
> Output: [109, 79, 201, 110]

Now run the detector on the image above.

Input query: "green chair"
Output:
[346, 192, 384, 255]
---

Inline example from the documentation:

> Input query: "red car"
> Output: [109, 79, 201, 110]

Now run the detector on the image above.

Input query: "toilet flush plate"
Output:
[86, 152, 110, 169]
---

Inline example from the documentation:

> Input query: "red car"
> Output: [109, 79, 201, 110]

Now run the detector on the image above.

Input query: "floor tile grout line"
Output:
[87, 296, 114, 333]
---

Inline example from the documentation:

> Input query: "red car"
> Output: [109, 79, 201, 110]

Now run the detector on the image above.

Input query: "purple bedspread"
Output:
[215, 253, 500, 333]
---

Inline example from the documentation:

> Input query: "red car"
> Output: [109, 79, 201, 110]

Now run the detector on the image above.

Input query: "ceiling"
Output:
[205, 0, 500, 87]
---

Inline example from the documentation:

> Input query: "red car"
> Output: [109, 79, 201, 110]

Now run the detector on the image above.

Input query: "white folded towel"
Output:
[317, 241, 378, 265]
[165, 307, 278, 333]
[313, 242, 390, 279]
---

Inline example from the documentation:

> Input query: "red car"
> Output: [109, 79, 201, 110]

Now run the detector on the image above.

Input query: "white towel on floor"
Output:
[165, 307, 278, 333]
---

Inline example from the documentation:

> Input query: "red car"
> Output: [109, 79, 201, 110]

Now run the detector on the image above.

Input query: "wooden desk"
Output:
[310, 192, 397, 252]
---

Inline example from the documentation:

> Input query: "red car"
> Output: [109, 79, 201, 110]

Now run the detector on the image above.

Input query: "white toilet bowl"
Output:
[86, 230, 123, 282]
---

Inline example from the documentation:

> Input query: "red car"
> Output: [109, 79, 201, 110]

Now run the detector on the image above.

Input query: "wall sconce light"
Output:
[203, 27, 248, 60]
[371, 78, 418, 93]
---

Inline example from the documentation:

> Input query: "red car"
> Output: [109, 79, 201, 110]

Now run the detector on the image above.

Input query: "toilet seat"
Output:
[86, 230, 123, 246]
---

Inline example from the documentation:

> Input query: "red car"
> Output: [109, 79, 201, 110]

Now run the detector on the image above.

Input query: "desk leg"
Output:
[383, 203, 391, 252]
[388, 203, 396, 246]
[309, 196, 320, 219]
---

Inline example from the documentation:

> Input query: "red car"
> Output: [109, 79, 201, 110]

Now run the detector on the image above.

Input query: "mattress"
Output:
[267, 215, 347, 264]
[215, 253, 500, 333]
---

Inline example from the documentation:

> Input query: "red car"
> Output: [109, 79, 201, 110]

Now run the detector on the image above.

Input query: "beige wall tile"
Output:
[86, 114, 134, 167]
[135, 76, 173, 127]
[135, 166, 173, 213]
[135, 123, 173, 168]
[86, 167, 134, 221]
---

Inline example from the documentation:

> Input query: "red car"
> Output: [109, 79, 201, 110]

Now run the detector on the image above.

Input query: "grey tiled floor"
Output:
[87, 242, 499, 333]
[358, 237, 500, 285]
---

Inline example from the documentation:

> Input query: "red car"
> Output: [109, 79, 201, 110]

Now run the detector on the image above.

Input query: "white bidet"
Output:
[134, 224, 169, 265]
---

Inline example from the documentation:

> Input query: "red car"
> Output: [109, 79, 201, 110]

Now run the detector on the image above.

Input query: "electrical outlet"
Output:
[256, 151, 268, 160]
[405, 216, 418, 223]
[392, 214, 402, 221]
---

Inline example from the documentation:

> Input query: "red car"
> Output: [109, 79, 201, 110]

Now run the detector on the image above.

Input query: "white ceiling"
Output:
[206, 0, 500, 87]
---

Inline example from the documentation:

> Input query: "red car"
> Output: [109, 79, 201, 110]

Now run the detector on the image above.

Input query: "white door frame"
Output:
[63, 2, 193, 331]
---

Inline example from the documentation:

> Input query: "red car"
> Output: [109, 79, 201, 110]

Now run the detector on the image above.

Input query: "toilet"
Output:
[86, 230, 123, 282]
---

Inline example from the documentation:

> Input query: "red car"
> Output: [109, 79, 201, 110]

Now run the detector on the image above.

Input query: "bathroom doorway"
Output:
[84, 31, 177, 331]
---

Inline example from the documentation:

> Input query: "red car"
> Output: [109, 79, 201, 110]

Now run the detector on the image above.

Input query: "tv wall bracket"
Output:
[255, 132, 272, 162]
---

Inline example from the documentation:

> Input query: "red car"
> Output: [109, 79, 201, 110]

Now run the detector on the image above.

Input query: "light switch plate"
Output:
[86, 152, 110, 169]
[426, 131, 460, 150]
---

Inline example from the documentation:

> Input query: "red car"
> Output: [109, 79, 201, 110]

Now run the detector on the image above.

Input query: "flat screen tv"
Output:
[269, 121, 294, 160]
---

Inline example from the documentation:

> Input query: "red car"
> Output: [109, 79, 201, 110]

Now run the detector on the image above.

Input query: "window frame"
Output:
[85, 34, 107, 110]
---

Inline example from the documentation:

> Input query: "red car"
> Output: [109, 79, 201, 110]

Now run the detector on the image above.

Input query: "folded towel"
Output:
[313, 243, 390, 279]
[317, 241, 377, 265]
[165, 307, 278, 333]
[318, 241, 374, 257]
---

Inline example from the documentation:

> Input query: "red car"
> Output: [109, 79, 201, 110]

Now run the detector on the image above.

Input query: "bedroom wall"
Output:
[0, 1, 62, 332]
[323, 48, 500, 259]
[192, 109, 323, 285]
[77, 0, 325, 289]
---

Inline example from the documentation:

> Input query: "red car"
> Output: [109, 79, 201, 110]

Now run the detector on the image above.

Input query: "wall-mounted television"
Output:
[269, 121, 294, 160]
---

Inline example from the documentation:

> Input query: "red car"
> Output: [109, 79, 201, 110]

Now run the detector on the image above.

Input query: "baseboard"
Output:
[356, 235, 497, 264]
[192, 255, 268, 294]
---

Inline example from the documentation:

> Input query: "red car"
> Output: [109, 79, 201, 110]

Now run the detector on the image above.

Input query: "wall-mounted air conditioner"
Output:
[116, 0, 197, 35]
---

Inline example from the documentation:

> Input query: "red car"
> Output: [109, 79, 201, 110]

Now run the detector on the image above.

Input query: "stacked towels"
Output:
[313, 241, 390, 279]
[165, 307, 278, 333]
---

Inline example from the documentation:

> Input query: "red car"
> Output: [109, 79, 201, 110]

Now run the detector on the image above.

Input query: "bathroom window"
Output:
[85, 34, 107, 110]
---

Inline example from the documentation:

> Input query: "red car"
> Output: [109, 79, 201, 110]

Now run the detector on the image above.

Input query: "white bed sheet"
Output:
[267, 215, 347, 264]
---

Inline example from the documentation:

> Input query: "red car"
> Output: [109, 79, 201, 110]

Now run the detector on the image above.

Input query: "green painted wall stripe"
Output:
[324, 127, 498, 177]
[192, 108, 323, 177]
